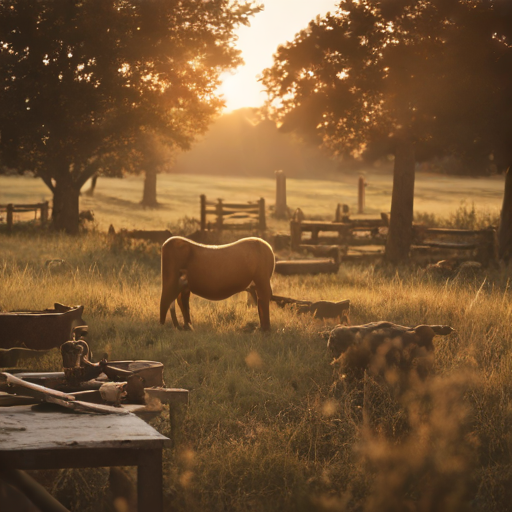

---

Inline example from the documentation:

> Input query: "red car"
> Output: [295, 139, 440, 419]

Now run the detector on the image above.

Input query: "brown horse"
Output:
[160, 236, 275, 331]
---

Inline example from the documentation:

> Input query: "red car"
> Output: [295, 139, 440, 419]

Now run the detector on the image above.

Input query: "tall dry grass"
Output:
[1, 226, 512, 511]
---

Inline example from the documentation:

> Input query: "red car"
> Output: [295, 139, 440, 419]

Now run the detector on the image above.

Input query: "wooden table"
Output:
[0, 404, 170, 511]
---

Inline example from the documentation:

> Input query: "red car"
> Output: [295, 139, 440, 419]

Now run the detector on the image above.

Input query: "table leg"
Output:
[137, 449, 163, 512]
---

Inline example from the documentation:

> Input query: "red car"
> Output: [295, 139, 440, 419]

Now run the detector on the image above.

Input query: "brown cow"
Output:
[160, 237, 275, 331]
[327, 321, 454, 380]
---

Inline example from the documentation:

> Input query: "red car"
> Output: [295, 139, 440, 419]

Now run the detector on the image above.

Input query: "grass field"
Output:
[1, 172, 511, 511]
[0, 170, 505, 231]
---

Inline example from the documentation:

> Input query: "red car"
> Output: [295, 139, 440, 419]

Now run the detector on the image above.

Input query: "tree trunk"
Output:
[141, 169, 158, 207]
[84, 174, 98, 197]
[385, 137, 416, 264]
[51, 177, 81, 234]
[498, 166, 512, 263]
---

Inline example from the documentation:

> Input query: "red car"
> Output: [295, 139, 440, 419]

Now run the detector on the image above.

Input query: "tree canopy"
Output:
[0, 0, 260, 232]
[262, 0, 512, 262]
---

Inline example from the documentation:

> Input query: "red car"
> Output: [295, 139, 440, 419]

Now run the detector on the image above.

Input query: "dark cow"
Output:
[327, 321, 453, 380]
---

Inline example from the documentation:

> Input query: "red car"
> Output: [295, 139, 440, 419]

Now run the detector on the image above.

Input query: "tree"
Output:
[262, 0, 512, 263]
[0, 0, 260, 233]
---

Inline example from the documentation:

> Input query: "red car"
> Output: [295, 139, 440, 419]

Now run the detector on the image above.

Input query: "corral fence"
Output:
[0, 201, 50, 230]
[200, 195, 266, 232]
[291, 204, 496, 265]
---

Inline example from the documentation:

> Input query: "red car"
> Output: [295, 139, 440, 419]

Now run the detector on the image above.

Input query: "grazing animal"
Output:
[296, 300, 350, 323]
[160, 237, 275, 331]
[327, 321, 454, 380]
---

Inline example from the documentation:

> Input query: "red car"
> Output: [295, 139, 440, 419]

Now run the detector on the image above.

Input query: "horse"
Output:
[160, 236, 275, 331]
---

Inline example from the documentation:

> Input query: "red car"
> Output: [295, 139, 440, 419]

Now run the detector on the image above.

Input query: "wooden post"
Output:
[40, 202, 49, 224]
[258, 197, 266, 231]
[290, 220, 302, 250]
[216, 199, 224, 231]
[200, 195, 207, 231]
[358, 176, 366, 214]
[137, 449, 163, 512]
[478, 228, 497, 266]
[499, 167, 512, 263]
[6, 204, 13, 230]
[275, 170, 287, 219]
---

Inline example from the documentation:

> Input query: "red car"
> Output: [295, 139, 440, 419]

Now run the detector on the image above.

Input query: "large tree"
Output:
[262, 0, 512, 263]
[0, 0, 259, 233]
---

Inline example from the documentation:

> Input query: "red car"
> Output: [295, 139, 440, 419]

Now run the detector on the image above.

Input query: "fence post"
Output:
[478, 228, 497, 266]
[335, 203, 350, 222]
[6, 204, 13, 230]
[358, 176, 366, 214]
[258, 198, 266, 231]
[40, 201, 49, 224]
[290, 220, 302, 250]
[216, 199, 224, 231]
[200, 195, 206, 231]
[275, 170, 287, 219]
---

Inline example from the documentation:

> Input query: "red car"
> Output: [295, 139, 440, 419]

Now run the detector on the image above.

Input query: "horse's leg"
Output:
[160, 279, 182, 327]
[255, 280, 272, 331]
[170, 298, 182, 330]
[177, 289, 194, 331]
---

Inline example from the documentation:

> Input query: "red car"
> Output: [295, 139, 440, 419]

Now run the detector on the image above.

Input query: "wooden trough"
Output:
[0, 304, 86, 350]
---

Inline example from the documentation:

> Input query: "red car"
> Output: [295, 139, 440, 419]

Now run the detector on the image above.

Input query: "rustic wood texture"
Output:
[0, 405, 169, 454]
[200, 195, 266, 233]
[0, 404, 169, 512]
[0, 304, 86, 350]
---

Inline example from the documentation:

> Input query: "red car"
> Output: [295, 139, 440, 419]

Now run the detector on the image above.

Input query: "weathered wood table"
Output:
[0, 404, 170, 511]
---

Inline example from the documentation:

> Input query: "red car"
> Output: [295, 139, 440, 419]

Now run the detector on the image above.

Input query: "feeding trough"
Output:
[0, 303, 87, 350]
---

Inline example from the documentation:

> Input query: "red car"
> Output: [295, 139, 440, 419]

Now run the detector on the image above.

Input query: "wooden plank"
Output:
[222, 223, 260, 230]
[12, 203, 45, 209]
[222, 203, 259, 210]
[0, 373, 128, 414]
[0, 392, 39, 407]
[0, 405, 170, 452]
[417, 241, 478, 249]
[0, 372, 76, 401]
[420, 227, 483, 236]
[298, 221, 350, 229]
[347, 219, 386, 228]
[275, 259, 339, 275]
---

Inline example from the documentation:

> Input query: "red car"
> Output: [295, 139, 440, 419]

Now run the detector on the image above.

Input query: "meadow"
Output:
[1, 172, 511, 511]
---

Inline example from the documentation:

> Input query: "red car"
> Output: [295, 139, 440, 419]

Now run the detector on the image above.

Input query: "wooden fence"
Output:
[0, 202, 50, 230]
[290, 206, 496, 265]
[200, 195, 266, 232]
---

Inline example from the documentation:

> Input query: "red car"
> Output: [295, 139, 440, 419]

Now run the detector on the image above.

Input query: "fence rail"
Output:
[0, 202, 50, 230]
[200, 195, 266, 232]
[290, 208, 496, 265]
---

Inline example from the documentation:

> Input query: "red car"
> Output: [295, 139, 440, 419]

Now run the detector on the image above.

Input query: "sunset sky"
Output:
[217, 0, 339, 111]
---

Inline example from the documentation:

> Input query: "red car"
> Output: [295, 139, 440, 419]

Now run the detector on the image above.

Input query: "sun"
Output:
[217, 70, 265, 112]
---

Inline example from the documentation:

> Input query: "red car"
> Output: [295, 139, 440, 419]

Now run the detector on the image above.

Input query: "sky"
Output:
[217, 0, 340, 112]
